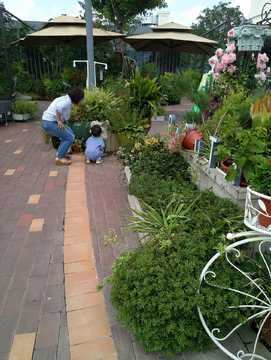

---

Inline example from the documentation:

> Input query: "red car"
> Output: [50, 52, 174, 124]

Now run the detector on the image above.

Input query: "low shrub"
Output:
[105, 229, 249, 356]
[102, 133, 248, 356]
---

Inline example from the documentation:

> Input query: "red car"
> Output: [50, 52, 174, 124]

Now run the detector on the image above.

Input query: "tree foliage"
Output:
[191, 2, 245, 47]
[79, 0, 167, 34]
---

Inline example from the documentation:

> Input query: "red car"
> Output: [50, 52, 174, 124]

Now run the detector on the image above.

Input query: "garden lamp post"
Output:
[85, 0, 95, 91]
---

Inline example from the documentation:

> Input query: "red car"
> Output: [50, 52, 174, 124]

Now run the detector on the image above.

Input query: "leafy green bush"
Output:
[12, 100, 38, 116]
[105, 133, 249, 356]
[69, 87, 119, 125]
[105, 231, 249, 356]
[158, 73, 181, 105]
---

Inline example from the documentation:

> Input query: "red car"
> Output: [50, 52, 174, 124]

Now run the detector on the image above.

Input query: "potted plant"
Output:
[12, 100, 38, 121]
[126, 66, 165, 127]
[248, 157, 271, 228]
[216, 90, 271, 185]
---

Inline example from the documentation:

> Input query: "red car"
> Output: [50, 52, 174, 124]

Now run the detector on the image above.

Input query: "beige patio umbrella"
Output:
[18, 15, 126, 46]
[124, 22, 217, 55]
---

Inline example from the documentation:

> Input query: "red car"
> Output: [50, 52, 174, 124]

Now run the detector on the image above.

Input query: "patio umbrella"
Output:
[18, 15, 126, 46]
[124, 22, 217, 55]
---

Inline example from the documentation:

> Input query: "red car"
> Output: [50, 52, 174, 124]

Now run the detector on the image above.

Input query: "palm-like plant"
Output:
[126, 66, 164, 120]
[124, 194, 201, 247]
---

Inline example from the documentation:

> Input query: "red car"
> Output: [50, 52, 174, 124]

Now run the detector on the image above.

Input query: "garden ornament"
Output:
[89, 120, 110, 157]
[89, 120, 109, 141]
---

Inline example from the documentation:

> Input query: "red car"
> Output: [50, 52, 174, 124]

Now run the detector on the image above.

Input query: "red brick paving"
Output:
[0, 101, 179, 360]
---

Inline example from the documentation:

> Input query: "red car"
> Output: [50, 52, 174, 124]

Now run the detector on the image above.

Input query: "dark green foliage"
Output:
[108, 135, 250, 356]
[106, 233, 249, 356]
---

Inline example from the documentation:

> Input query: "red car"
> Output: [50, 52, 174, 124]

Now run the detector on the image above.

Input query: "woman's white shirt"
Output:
[42, 95, 72, 122]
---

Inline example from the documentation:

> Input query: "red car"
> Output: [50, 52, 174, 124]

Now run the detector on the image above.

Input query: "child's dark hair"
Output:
[68, 88, 84, 104]
[92, 124, 102, 137]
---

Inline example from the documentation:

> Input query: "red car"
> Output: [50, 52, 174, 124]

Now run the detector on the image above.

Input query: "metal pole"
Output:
[85, 0, 95, 91]
[0, 4, 13, 99]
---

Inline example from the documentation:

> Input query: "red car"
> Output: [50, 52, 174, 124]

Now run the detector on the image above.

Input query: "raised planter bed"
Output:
[13, 110, 38, 122]
[182, 151, 257, 209]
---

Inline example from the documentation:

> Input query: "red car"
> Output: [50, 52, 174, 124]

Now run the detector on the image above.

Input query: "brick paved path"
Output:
[0, 102, 270, 360]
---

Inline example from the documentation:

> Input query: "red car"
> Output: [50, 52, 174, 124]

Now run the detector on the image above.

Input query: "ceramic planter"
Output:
[71, 122, 91, 140]
[182, 129, 203, 150]
[259, 196, 271, 228]
[220, 159, 248, 188]
[13, 111, 38, 121]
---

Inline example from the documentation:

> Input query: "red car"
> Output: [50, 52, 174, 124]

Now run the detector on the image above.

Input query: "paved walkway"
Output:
[0, 101, 270, 360]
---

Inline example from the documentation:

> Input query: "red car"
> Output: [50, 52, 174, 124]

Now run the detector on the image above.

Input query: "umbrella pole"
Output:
[85, 0, 95, 91]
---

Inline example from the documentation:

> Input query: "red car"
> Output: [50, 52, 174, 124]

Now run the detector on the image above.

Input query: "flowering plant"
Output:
[70, 70, 87, 87]
[208, 29, 269, 95]
[249, 157, 271, 196]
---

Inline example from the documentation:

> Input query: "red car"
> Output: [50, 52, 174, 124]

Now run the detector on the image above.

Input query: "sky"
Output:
[6, 0, 251, 27]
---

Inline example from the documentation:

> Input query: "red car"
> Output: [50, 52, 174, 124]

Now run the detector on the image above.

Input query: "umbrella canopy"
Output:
[124, 22, 217, 55]
[18, 15, 126, 46]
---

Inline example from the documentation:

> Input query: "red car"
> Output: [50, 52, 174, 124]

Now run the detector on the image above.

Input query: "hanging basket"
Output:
[182, 129, 203, 150]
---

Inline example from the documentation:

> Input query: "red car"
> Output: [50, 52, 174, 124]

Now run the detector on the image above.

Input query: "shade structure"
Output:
[18, 15, 126, 46]
[124, 22, 217, 55]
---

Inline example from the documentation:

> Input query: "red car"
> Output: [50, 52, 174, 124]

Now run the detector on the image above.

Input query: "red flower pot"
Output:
[182, 129, 203, 150]
[220, 159, 249, 188]
[259, 197, 271, 228]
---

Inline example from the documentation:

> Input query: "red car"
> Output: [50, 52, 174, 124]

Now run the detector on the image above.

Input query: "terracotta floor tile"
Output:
[35, 140, 42, 144]
[67, 304, 107, 328]
[9, 332, 36, 360]
[65, 269, 97, 285]
[66, 183, 84, 190]
[70, 337, 116, 360]
[13, 150, 22, 154]
[65, 216, 89, 225]
[64, 251, 94, 264]
[69, 319, 111, 346]
[49, 171, 58, 177]
[41, 152, 48, 157]
[44, 183, 55, 191]
[64, 228, 90, 238]
[65, 196, 87, 203]
[16, 166, 26, 172]
[65, 210, 88, 219]
[18, 213, 34, 226]
[64, 259, 95, 274]
[13, 138, 19, 141]
[29, 218, 45, 232]
[65, 204, 87, 213]
[17, 146, 25, 150]
[64, 234, 91, 245]
[64, 222, 89, 231]
[4, 169, 16, 175]
[64, 242, 93, 254]
[66, 292, 103, 312]
[27, 194, 41, 204]
[65, 279, 99, 298]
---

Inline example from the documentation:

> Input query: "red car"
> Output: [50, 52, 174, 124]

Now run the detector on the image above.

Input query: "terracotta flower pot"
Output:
[220, 159, 249, 188]
[262, 313, 271, 346]
[72, 144, 81, 153]
[259, 197, 271, 228]
[144, 117, 152, 133]
[182, 129, 203, 150]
